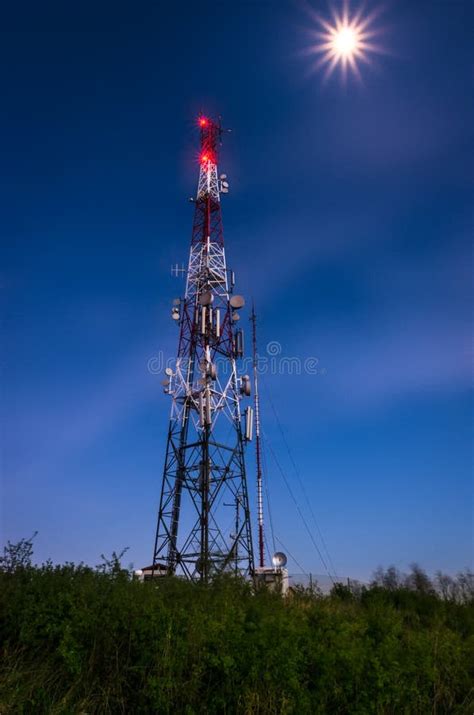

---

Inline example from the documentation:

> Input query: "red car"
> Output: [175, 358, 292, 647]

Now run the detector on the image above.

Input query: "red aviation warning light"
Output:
[200, 150, 215, 165]
[197, 115, 223, 168]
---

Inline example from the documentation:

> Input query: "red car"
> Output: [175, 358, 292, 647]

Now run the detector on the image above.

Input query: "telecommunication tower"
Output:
[152, 116, 255, 581]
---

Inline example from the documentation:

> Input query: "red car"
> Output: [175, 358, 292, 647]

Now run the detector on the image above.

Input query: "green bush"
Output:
[0, 542, 472, 714]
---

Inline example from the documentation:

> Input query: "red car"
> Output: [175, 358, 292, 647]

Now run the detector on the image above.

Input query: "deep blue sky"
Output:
[2, 0, 472, 580]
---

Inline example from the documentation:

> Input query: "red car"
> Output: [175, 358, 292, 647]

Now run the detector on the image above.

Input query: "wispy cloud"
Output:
[264, 234, 472, 413]
[4, 341, 162, 477]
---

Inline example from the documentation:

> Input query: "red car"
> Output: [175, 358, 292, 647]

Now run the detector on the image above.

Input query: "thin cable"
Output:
[262, 378, 338, 581]
[263, 433, 335, 586]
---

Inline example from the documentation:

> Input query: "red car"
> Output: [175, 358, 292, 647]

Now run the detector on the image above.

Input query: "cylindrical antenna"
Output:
[251, 304, 265, 568]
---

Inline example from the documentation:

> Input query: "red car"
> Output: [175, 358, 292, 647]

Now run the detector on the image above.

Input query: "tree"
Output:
[0, 532, 37, 573]
[405, 563, 435, 594]
[372, 565, 402, 590]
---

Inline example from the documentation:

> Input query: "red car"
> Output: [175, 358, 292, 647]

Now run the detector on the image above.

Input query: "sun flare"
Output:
[333, 26, 358, 57]
[304, 3, 383, 82]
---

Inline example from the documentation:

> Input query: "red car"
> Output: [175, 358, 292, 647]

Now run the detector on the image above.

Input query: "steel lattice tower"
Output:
[152, 116, 254, 581]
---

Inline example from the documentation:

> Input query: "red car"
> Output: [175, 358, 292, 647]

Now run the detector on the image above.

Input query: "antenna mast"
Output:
[152, 116, 254, 581]
[251, 305, 265, 568]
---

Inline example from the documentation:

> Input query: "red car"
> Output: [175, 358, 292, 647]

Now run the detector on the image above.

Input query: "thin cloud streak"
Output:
[4, 342, 163, 477]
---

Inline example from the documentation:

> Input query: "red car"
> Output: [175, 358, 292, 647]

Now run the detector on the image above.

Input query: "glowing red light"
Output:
[201, 153, 209, 163]
[199, 117, 208, 127]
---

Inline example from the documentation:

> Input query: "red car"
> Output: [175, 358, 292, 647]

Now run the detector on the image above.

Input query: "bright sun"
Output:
[304, 3, 383, 81]
[333, 26, 358, 57]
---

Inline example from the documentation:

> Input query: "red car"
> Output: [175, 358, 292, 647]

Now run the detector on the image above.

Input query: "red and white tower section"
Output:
[152, 116, 255, 581]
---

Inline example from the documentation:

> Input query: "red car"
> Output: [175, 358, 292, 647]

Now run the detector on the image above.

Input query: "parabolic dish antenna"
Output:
[199, 291, 213, 306]
[230, 295, 245, 309]
[272, 551, 287, 568]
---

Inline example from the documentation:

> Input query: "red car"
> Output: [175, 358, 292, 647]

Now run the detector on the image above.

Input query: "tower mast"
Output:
[251, 306, 265, 568]
[152, 116, 254, 581]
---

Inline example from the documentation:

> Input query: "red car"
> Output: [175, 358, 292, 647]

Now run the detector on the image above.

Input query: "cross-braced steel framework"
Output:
[152, 117, 254, 582]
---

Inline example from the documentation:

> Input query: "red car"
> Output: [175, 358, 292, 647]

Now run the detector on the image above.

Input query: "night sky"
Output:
[2, 0, 472, 581]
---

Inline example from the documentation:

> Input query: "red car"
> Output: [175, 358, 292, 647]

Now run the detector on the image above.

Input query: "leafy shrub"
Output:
[0, 541, 472, 714]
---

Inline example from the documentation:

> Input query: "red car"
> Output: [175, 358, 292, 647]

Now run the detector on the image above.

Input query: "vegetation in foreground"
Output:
[0, 537, 473, 714]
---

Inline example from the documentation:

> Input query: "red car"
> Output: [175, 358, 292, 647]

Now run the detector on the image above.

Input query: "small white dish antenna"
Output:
[199, 291, 213, 306]
[230, 295, 245, 309]
[272, 551, 287, 568]
[165, 367, 173, 376]
[240, 375, 251, 396]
